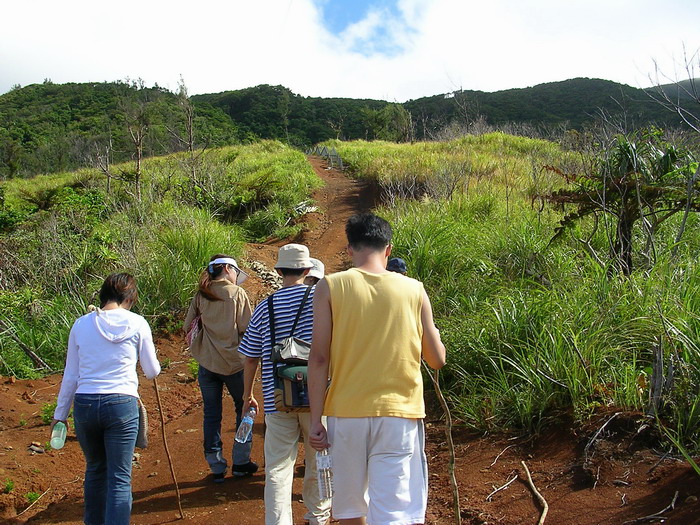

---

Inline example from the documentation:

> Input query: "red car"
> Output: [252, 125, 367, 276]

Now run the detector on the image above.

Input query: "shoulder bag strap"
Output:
[289, 286, 312, 338]
[267, 294, 276, 348]
[267, 285, 312, 347]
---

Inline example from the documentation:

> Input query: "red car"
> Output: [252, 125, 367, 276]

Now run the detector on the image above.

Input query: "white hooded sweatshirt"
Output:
[54, 308, 161, 421]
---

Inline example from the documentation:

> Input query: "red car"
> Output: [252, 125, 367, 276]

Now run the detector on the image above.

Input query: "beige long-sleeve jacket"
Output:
[184, 279, 252, 376]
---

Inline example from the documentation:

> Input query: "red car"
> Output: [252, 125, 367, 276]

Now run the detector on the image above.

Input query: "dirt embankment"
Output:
[1, 156, 699, 524]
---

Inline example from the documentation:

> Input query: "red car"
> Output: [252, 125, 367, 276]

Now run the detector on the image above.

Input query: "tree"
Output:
[0, 130, 24, 179]
[165, 77, 213, 204]
[542, 129, 699, 275]
[648, 45, 700, 133]
[118, 79, 157, 200]
[361, 103, 414, 142]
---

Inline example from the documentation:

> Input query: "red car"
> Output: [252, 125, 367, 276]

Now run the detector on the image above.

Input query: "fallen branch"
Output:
[154, 377, 184, 520]
[647, 449, 672, 474]
[0, 317, 52, 371]
[486, 472, 517, 501]
[490, 444, 516, 468]
[584, 412, 621, 465]
[423, 362, 461, 525]
[520, 461, 548, 525]
[622, 491, 679, 524]
[16, 486, 51, 517]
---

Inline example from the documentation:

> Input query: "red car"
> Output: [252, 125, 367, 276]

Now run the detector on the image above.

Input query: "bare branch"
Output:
[520, 461, 549, 525]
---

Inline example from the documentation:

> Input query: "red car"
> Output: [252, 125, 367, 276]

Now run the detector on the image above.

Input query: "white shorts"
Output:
[327, 416, 427, 525]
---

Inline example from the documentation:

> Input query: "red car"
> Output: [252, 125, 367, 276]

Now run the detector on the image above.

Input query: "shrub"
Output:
[40, 401, 57, 425]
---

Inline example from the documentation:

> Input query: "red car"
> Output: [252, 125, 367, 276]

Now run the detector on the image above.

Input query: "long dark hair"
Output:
[198, 253, 234, 301]
[99, 273, 138, 308]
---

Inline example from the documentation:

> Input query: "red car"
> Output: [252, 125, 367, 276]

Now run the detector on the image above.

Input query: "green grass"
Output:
[0, 140, 322, 375]
[326, 136, 700, 453]
[188, 358, 199, 381]
[40, 401, 57, 425]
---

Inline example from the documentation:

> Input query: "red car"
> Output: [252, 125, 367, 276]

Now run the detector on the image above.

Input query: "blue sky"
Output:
[1, 0, 698, 101]
[320, 0, 382, 34]
[317, 0, 407, 54]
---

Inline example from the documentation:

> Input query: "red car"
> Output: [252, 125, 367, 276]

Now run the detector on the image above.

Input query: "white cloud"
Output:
[1, 0, 698, 101]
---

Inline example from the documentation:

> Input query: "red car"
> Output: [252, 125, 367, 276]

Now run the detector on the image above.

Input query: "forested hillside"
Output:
[0, 81, 240, 178]
[192, 84, 389, 146]
[1, 77, 694, 179]
[405, 77, 684, 137]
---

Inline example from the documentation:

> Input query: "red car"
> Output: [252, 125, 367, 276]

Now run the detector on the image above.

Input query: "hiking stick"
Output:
[423, 362, 461, 525]
[153, 377, 184, 519]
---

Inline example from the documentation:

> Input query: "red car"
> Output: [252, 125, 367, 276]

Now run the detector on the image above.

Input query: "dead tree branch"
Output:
[520, 461, 549, 525]
[0, 317, 52, 371]
[622, 491, 679, 524]
[490, 444, 517, 468]
[154, 377, 184, 520]
[423, 362, 461, 524]
[486, 472, 518, 501]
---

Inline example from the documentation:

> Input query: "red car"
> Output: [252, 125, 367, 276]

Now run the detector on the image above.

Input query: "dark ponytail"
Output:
[198, 253, 233, 301]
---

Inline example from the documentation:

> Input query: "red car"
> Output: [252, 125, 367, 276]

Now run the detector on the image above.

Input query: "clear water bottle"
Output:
[50, 421, 67, 450]
[316, 448, 333, 499]
[235, 407, 256, 443]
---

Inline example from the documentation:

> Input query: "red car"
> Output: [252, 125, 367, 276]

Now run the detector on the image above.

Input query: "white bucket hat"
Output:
[208, 257, 248, 285]
[308, 258, 325, 280]
[274, 244, 314, 270]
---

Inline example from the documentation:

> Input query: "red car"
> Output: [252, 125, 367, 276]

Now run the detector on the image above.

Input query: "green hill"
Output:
[1, 78, 697, 179]
[191, 84, 388, 146]
[405, 77, 688, 137]
[0, 81, 240, 178]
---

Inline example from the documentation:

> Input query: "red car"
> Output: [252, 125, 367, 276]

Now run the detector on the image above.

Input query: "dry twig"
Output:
[486, 472, 518, 501]
[622, 491, 679, 524]
[490, 444, 516, 467]
[423, 362, 461, 525]
[16, 487, 51, 517]
[154, 377, 185, 520]
[520, 461, 548, 525]
[584, 412, 621, 465]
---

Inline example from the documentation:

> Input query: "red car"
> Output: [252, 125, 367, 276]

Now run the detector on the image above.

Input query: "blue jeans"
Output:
[73, 393, 139, 525]
[198, 366, 252, 474]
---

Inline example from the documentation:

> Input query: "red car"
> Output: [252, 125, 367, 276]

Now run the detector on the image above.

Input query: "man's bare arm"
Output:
[421, 289, 446, 369]
[308, 278, 332, 449]
[242, 356, 260, 412]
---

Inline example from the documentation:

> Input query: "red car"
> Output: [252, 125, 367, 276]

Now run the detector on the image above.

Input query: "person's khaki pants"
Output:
[264, 412, 331, 525]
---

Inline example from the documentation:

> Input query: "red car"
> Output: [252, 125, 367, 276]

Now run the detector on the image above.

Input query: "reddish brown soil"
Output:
[1, 157, 699, 524]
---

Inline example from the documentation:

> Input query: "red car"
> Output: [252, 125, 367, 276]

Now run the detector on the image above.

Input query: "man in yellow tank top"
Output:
[308, 213, 446, 525]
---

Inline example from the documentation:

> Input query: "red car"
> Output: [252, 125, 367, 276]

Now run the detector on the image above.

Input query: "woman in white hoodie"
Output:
[52, 273, 161, 525]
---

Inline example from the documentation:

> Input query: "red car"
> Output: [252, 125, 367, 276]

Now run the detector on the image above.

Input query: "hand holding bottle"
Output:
[235, 407, 256, 443]
[50, 419, 68, 450]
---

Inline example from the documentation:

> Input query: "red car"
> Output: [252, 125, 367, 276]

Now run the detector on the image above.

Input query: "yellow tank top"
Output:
[324, 268, 425, 418]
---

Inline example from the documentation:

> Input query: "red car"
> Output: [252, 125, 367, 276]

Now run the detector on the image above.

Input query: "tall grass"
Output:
[0, 141, 321, 375]
[385, 195, 700, 448]
[330, 136, 700, 451]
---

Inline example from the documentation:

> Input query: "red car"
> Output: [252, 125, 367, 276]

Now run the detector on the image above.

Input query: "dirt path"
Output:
[1, 156, 699, 524]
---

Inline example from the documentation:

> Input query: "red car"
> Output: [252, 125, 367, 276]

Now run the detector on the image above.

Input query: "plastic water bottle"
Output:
[316, 448, 333, 499]
[235, 407, 256, 443]
[50, 422, 67, 450]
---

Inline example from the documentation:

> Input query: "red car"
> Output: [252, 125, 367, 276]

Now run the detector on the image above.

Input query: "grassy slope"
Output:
[324, 135, 700, 449]
[0, 141, 321, 376]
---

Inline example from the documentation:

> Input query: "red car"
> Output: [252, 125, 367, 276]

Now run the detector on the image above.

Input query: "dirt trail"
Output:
[1, 156, 700, 524]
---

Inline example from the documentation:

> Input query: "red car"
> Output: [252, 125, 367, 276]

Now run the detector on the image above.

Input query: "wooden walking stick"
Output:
[153, 377, 185, 519]
[423, 362, 461, 525]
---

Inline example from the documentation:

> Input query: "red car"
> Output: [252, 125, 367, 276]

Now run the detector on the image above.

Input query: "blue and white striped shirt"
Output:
[239, 284, 314, 414]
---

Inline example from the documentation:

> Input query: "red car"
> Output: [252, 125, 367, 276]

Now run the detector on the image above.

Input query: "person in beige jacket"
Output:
[184, 254, 258, 483]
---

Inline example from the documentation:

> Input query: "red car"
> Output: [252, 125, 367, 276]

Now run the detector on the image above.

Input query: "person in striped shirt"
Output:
[239, 244, 331, 525]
